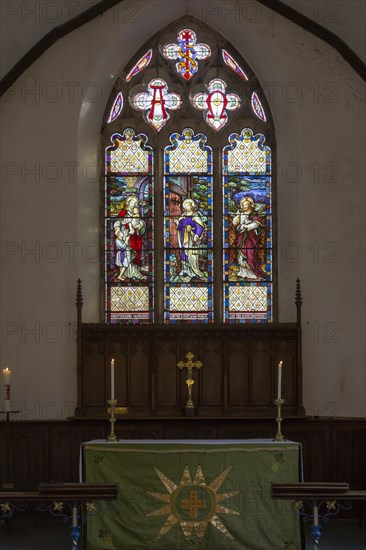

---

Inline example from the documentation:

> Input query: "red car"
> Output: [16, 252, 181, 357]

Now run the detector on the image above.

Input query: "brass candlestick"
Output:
[186, 378, 194, 409]
[107, 399, 118, 442]
[106, 400, 128, 442]
[273, 398, 285, 441]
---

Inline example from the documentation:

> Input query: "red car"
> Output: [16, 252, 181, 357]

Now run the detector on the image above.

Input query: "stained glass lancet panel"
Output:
[223, 129, 272, 323]
[105, 128, 153, 322]
[164, 128, 213, 323]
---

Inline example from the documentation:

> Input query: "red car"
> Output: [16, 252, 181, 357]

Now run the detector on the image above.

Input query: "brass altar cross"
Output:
[177, 352, 202, 409]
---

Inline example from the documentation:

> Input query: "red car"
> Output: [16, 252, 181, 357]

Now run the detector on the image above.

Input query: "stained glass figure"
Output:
[164, 129, 213, 322]
[222, 49, 248, 81]
[223, 128, 272, 323]
[192, 78, 241, 131]
[107, 92, 123, 123]
[251, 92, 267, 122]
[105, 128, 154, 322]
[125, 49, 153, 81]
[131, 78, 182, 131]
[163, 29, 211, 80]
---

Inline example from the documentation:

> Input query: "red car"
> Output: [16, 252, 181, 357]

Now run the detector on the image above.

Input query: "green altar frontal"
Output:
[83, 440, 302, 550]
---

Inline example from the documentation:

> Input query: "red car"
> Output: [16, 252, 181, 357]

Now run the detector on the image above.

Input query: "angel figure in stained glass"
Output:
[232, 196, 266, 280]
[114, 195, 146, 281]
[174, 199, 206, 281]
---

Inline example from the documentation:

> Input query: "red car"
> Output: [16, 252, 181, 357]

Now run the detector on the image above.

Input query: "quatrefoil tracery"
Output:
[192, 78, 241, 131]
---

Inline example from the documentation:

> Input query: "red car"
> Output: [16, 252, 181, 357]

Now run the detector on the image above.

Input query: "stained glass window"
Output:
[125, 49, 153, 81]
[108, 92, 123, 123]
[164, 128, 213, 322]
[222, 49, 248, 81]
[192, 78, 241, 131]
[103, 23, 274, 324]
[131, 78, 182, 131]
[223, 129, 272, 322]
[163, 29, 211, 80]
[105, 128, 154, 322]
[251, 92, 266, 122]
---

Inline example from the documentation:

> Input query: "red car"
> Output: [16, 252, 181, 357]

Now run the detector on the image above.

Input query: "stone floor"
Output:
[0, 515, 365, 549]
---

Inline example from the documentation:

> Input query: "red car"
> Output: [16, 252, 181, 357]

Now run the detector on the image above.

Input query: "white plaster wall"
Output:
[0, 0, 101, 78]
[0, 0, 364, 419]
[281, 0, 366, 62]
[2, 1, 365, 78]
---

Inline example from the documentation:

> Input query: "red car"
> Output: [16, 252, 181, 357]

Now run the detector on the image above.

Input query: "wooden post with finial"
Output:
[75, 279, 83, 416]
[295, 279, 305, 415]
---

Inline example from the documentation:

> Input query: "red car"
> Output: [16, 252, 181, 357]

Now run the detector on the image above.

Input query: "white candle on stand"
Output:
[3, 368, 11, 385]
[277, 361, 283, 399]
[111, 358, 115, 400]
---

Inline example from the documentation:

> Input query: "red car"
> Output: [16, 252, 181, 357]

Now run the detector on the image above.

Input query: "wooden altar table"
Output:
[82, 439, 303, 549]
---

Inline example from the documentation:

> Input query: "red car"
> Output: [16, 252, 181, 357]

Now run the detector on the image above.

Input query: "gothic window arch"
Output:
[102, 18, 275, 324]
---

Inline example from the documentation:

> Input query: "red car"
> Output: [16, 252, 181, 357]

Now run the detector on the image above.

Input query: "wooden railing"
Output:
[0, 483, 119, 550]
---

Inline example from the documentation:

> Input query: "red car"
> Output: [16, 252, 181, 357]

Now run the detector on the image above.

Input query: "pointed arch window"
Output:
[103, 20, 275, 324]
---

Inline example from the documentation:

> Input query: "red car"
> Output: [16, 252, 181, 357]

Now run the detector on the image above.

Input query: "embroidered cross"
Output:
[181, 490, 207, 518]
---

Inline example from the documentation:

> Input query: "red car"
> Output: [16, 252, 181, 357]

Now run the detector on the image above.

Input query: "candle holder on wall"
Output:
[273, 398, 285, 442]
[106, 400, 128, 442]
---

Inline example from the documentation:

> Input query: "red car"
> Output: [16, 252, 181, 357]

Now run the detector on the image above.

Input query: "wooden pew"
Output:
[0, 483, 119, 550]
[272, 483, 366, 549]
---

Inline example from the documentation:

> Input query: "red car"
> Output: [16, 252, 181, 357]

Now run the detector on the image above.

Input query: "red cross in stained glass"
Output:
[180, 29, 195, 78]
[163, 28, 211, 81]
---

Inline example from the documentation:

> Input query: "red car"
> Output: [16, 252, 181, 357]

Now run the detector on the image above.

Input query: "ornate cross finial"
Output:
[76, 279, 83, 309]
[295, 278, 302, 308]
[295, 278, 303, 328]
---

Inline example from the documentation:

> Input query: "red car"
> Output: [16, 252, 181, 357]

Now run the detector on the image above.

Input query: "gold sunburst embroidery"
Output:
[146, 464, 239, 542]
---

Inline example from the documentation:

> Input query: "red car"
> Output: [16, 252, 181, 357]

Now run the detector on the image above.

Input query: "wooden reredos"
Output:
[75, 279, 304, 418]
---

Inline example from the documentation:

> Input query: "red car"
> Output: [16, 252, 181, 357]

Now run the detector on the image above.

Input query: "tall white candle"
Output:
[3, 368, 11, 385]
[277, 361, 283, 400]
[111, 358, 115, 400]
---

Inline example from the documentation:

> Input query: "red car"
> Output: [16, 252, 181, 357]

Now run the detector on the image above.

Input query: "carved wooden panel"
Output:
[228, 342, 250, 406]
[77, 323, 302, 417]
[129, 340, 150, 408]
[200, 340, 222, 407]
[83, 341, 106, 406]
[251, 340, 272, 406]
[156, 340, 178, 408]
